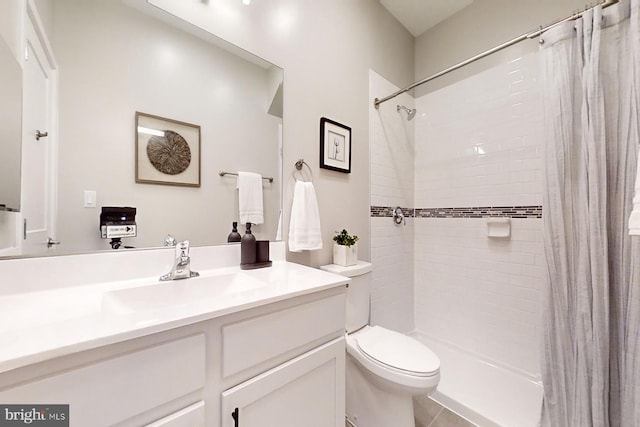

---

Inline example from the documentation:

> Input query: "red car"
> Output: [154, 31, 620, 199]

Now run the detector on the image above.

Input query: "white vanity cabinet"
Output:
[219, 292, 346, 427]
[143, 401, 205, 427]
[0, 285, 347, 427]
[221, 338, 344, 427]
[0, 335, 207, 427]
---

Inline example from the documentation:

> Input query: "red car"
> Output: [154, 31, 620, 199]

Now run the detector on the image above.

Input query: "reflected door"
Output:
[21, 17, 56, 255]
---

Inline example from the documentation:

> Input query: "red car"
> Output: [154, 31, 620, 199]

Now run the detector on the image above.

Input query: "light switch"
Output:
[84, 190, 96, 208]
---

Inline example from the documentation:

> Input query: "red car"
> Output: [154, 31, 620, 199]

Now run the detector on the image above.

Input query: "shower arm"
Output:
[373, 0, 619, 109]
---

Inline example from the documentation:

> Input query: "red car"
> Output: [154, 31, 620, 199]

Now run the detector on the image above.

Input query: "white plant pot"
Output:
[333, 243, 357, 266]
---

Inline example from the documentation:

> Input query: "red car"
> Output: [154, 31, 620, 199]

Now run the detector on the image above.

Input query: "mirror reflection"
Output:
[1, 0, 283, 257]
[0, 35, 22, 213]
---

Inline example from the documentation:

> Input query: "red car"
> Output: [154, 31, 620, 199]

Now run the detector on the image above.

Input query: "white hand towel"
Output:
[629, 147, 640, 235]
[288, 181, 322, 252]
[237, 171, 264, 225]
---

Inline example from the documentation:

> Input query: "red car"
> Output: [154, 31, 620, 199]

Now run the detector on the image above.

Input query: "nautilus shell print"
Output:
[146, 130, 191, 175]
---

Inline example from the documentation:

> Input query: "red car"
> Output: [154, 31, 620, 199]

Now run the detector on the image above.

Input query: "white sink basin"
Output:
[102, 273, 267, 314]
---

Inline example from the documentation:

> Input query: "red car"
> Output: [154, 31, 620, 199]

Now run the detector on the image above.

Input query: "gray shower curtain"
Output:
[539, 1, 640, 426]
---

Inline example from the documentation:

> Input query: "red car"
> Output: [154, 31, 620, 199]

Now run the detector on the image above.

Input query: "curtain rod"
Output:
[374, 0, 619, 109]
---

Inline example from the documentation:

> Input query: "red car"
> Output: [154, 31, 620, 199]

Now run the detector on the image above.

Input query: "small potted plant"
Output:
[333, 229, 359, 266]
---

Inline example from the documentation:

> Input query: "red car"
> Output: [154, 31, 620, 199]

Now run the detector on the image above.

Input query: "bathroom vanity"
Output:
[0, 243, 348, 426]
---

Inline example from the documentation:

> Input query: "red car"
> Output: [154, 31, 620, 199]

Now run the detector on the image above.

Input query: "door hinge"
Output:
[23, 219, 27, 240]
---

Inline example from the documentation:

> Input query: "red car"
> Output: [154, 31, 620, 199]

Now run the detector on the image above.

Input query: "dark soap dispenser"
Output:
[227, 221, 241, 243]
[241, 222, 257, 266]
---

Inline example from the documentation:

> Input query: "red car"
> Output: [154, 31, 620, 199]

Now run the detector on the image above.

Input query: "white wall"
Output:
[149, 0, 415, 266]
[52, 0, 281, 251]
[414, 0, 586, 96]
[0, 0, 23, 61]
[32, 0, 54, 47]
[369, 70, 415, 333]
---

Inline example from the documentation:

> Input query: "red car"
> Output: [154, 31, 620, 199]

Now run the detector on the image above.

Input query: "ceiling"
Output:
[380, 0, 474, 37]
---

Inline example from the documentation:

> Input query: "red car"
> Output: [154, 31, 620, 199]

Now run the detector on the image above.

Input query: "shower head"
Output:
[397, 105, 417, 121]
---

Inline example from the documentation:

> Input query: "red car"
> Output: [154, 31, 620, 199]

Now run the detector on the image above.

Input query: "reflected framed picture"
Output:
[320, 117, 351, 173]
[135, 112, 201, 187]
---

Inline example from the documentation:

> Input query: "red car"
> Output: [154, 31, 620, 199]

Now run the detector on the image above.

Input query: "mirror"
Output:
[0, 35, 22, 213]
[3, 0, 283, 257]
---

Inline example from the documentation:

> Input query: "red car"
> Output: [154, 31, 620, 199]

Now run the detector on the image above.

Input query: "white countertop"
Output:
[0, 260, 349, 375]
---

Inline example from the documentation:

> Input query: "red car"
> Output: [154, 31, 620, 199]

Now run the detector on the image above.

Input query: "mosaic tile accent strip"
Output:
[371, 206, 414, 217]
[371, 205, 542, 219]
[416, 206, 542, 219]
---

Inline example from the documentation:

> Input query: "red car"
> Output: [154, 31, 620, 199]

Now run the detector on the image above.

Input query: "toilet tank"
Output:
[319, 261, 372, 333]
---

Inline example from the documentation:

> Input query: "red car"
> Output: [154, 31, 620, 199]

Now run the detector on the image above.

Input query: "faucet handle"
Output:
[176, 240, 190, 260]
[164, 234, 177, 247]
[160, 240, 199, 281]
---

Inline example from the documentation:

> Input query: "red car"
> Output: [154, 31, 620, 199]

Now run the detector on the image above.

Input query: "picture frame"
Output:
[320, 117, 351, 173]
[135, 112, 201, 187]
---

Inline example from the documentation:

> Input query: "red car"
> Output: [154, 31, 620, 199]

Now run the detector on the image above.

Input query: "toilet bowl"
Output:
[347, 325, 440, 393]
[320, 261, 440, 427]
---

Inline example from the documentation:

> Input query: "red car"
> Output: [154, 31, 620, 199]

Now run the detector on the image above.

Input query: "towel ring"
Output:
[294, 159, 313, 182]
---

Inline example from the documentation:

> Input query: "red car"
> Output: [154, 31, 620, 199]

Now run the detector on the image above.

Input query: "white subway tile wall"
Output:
[371, 217, 415, 332]
[414, 53, 543, 209]
[414, 218, 543, 376]
[413, 51, 543, 377]
[369, 70, 415, 209]
[369, 70, 415, 332]
[369, 50, 543, 377]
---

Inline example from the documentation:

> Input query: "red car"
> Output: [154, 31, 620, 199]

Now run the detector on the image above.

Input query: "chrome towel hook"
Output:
[392, 207, 406, 226]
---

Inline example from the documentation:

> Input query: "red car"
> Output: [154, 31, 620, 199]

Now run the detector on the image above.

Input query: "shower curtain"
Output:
[540, 1, 640, 426]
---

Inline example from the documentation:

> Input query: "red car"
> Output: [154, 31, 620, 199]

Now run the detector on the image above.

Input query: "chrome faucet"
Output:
[160, 240, 200, 281]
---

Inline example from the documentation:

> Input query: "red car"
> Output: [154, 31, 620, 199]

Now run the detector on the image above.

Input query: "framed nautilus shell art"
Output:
[135, 112, 201, 187]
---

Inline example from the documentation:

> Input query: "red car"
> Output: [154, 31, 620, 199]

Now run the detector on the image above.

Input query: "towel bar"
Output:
[219, 171, 274, 183]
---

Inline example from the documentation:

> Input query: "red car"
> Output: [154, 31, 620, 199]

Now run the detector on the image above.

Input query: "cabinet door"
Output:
[0, 335, 205, 427]
[221, 337, 345, 427]
[144, 401, 205, 427]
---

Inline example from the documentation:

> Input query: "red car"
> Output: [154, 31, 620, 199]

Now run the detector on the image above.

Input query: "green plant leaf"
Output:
[333, 229, 359, 247]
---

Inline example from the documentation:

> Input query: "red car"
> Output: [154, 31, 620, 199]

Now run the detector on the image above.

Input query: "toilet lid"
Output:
[356, 326, 440, 375]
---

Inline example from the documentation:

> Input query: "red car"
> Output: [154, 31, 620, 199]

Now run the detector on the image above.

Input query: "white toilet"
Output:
[320, 261, 440, 427]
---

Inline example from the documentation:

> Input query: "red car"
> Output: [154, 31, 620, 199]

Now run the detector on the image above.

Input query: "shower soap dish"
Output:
[486, 218, 511, 238]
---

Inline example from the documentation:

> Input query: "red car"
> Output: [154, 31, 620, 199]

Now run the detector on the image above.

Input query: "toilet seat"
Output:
[356, 326, 439, 376]
[346, 326, 440, 391]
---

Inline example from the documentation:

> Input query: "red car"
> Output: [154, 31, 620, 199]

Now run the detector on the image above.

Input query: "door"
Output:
[221, 338, 345, 427]
[21, 11, 57, 255]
